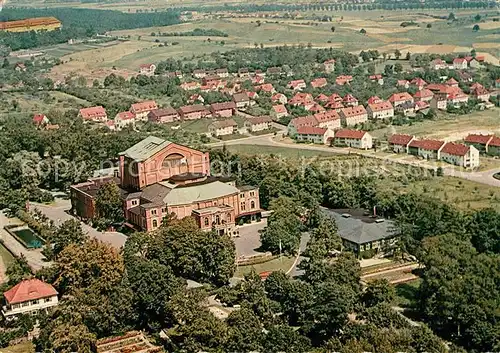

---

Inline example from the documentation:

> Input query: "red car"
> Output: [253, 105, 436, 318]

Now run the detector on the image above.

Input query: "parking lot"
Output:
[233, 219, 267, 257]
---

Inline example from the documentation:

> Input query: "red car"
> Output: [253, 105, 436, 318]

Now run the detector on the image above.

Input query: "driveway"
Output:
[32, 199, 127, 249]
[233, 219, 267, 257]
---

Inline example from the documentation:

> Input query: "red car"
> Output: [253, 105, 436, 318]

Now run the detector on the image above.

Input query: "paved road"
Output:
[32, 200, 127, 249]
[208, 134, 500, 187]
[287, 232, 311, 277]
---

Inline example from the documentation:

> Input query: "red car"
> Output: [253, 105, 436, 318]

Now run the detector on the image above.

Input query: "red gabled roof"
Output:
[415, 101, 430, 109]
[441, 142, 470, 156]
[33, 114, 47, 123]
[297, 126, 327, 135]
[388, 134, 414, 146]
[4, 279, 58, 305]
[411, 77, 427, 86]
[131, 100, 158, 113]
[272, 93, 286, 102]
[307, 103, 326, 113]
[488, 136, 500, 147]
[79, 106, 107, 120]
[343, 94, 358, 103]
[288, 79, 306, 88]
[316, 94, 330, 102]
[369, 74, 382, 80]
[139, 63, 154, 69]
[311, 77, 327, 88]
[273, 104, 287, 114]
[335, 129, 366, 139]
[464, 134, 494, 145]
[341, 105, 367, 117]
[314, 110, 340, 123]
[453, 58, 467, 64]
[409, 139, 445, 151]
[389, 92, 413, 103]
[116, 111, 135, 120]
[446, 78, 458, 85]
[329, 93, 342, 103]
[414, 89, 434, 99]
[368, 101, 393, 112]
[291, 115, 318, 128]
[367, 96, 382, 104]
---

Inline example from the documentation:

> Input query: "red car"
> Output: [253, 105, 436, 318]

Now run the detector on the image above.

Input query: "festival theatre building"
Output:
[70, 136, 261, 235]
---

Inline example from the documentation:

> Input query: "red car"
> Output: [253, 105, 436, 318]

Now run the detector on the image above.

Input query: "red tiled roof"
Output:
[441, 142, 470, 156]
[397, 80, 409, 86]
[314, 110, 340, 123]
[475, 56, 485, 62]
[291, 115, 318, 128]
[367, 96, 382, 104]
[311, 77, 327, 88]
[258, 83, 274, 92]
[273, 105, 287, 114]
[116, 111, 135, 120]
[446, 78, 458, 85]
[79, 106, 107, 120]
[409, 139, 445, 151]
[369, 74, 382, 80]
[131, 100, 157, 113]
[139, 63, 154, 69]
[307, 103, 325, 113]
[389, 92, 413, 103]
[472, 86, 489, 96]
[297, 126, 327, 135]
[343, 94, 358, 103]
[33, 114, 46, 123]
[388, 134, 414, 146]
[415, 101, 430, 109]
[341, 105, 367, 117]
[489, 136, 500, 147]
[272, 93, 286, 101]
[325, 101, 344, 109]
[4, 279, 58, 305]
[289, 93, 314, 105]
[414, 89, 434, 99]
[453, 58, 467, 64]
[329, 93, 342, 103]
[368, 101, 393, 112]
[335, 129, 366, 139]
[464, 134, 494, 145]
[288, 79, 306, 88]
[210, 101, 236, 111]
[411, 77, 427, 86]
[0, 17, 61, 30]
[316, 94, 329, 102]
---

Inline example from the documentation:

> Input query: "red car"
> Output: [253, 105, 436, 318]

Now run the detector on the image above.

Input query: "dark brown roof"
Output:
[233, 93, 250, 103]
[179, 104, 207, 114]
[210, 101, 236, 111]
[388, 134, 414, 146]
[148, 108, 178, 118]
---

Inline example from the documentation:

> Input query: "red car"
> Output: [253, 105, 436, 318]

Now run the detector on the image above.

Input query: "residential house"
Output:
[311, 78, 327, 89]
[469, 57, 485, 69]
[339, 106, 368, 127]
[343, 94, 358, 107]
[131, 100, 158, 121]
[440, 142, 480, 168]
[165, 71, 183, 79]
[295, 126, 335, 145]
[487, 136, 500, 156]
[271, 105, 288, 120]
[266, 67, 283, 76]
[430, 58, 447, 70]
[78, 106, 107, 122]
[414, 88, 434, 102]
[336, 75, 353, 86]
[327, 209, 398, 256]
[445, 77, 459, 87]
[367, 96, 382, 104]
[411, 77, 427, 91]
[396, 101, 416, 116]
[288, 79, 306, 91]
[209, 119, 238, 137]
[14, 63, 26, 72]
[2, 279, 58, 320]
[333, 129, 373, 149]
[189, 94, 205, 104]
[33, 113, 49, 126]
[148, 108, 180, 124]
[180, 82, 201, 91]
[247, 91, 259, 100]
[193, 69, 207, 78]
[464, 133, 494, 153]
[289, 93, 315, 110]
[408, 139, 445, 160]
[114, 111, 136, 129]
[457, 71, 473, 83]
[255, 83, 275, 94]
[446, 87, 469, 106]
[244, 116, 273, 132]
[314, 110, 342, 130]
[233, 92, 251, 109]
[325, 101, 344, 111]
[139, 63, 156, 76]
[210, 102, 236, 118]
[178, 104, 210, 120]
[388, 134, 415, 153]
[202, 75, 221, 86]
[271, 93, 287, 105]
[316, 94, 330, 103]
[430, 94, 448, 110]
[216, 68, 229, 78]
[453, 58, 468, 70]
[367, 101, 394, 120]
[369, 74, 384, 85]
[388, 92, 414, 107]
[288, 115, 318, 137]
[237, 68, 250, 78]
[415, 100, 430, 112]
[471, 85, 490, 102]
[306, 103, 325, 113]
[324, 59, 335, 73]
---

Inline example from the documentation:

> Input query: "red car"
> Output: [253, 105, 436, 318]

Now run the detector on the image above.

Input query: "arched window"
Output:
[216, 215, 220, 225]
[152, 219, 158, 228]
[162, 153, 186, 169]
[204, 217, 209, 226]
[251, 201, 255, 209]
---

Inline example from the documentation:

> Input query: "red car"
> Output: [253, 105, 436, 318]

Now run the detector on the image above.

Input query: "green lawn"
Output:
[395, 278, 421, 308]
[222, 144, 342, 158]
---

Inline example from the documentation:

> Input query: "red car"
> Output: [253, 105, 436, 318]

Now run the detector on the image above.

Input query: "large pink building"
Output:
[71, 136, 261, 234]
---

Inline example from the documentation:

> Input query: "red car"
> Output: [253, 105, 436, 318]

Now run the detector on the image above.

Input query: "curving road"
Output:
[208, 132, 500, 188]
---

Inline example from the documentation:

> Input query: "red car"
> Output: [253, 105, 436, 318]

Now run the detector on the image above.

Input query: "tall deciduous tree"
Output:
[94, 181, 124, 227]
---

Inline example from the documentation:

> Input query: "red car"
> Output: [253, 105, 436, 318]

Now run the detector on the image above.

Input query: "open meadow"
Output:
[30, 8, 499, 79]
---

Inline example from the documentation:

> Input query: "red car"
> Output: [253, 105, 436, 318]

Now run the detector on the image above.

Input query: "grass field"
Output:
[234, 255, 295, 278]
[395, 278, 421, 308]
[220, 144, 342, 158]
[372, 108, 500, 141]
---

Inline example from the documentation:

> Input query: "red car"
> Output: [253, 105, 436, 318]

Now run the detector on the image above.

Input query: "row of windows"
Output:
[239, 191, 256, 198]
[10, 297, 54, 309]
[204, 213, 232, 226]
[240, 201, 256, 211]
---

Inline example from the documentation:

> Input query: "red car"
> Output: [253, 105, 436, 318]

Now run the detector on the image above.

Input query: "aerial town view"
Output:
[0, 0, 499, 351]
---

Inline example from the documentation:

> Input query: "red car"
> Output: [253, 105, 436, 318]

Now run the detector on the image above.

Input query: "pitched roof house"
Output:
[148, 108, 180, 124]
[388, 134, 415, 153]
[367, 96, 382, 104]
[271, 105, 288, 119]
[339, 105, 368, 127]
[288, 79, 307, 91]
[208, 119, 238, 137]
[453, 57, 468, 70]
[367, 101, 394, 119]
[33, 113, 49, 126]
[131, 100, 158, 120]
[232, 92, 251, 108]
[311, 77, 327, 89]
[2, 279, 58, 319]
[244, 116, 273, 132]
[408, 139, 446, 160]
[333, 129, 373, 149]
[178, 104, 210, 120]
[271, 93, 288, 104]
[79, 106, 107, 122]
[440, 142, 480, 168]
[343, 94, 358, 107]
[295, 126, 335, 145]
[210, 101, 237, 118]
[389, 92, 414, 107]
[413, 88, 434, 102]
